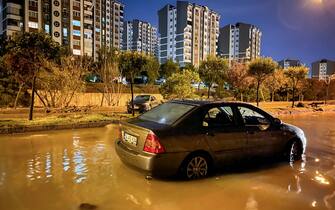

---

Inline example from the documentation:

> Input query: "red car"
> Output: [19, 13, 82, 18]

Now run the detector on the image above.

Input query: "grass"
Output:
[0, 113, 133, 129]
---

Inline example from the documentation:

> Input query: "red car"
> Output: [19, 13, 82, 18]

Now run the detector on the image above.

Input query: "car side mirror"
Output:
[273, 118, 282, 126]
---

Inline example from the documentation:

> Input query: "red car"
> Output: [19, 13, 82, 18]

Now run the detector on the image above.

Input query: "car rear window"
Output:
[139, 102, 195, 125]
[135, 95, 150, 101]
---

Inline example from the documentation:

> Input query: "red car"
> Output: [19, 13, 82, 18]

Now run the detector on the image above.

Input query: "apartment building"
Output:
[278, 59, 302, 69]
[0, 0, 124, 59]
[218, 22, 261, 62]
[122, 19, 158, 57]
[311, 59, 335, 80]
[158, 1, 220, 67]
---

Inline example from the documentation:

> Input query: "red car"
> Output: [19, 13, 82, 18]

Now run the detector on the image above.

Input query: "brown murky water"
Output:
[1, 113, 335, 210]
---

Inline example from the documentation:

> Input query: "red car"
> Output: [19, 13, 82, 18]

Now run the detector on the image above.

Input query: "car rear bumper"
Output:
[115, 139, 187, 177]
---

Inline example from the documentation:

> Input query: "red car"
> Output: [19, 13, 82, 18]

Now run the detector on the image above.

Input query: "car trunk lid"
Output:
[119, 119, 168, 154]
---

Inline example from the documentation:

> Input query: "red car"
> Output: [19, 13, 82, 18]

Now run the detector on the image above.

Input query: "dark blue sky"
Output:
[122, 0, 335, 66]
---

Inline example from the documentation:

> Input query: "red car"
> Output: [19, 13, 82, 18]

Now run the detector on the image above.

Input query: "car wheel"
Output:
[286, 140, 302, 163]
[181, 154, 211, 180]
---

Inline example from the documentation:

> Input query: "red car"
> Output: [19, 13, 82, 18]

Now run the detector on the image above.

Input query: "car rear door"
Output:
[202, 104, 248, 165]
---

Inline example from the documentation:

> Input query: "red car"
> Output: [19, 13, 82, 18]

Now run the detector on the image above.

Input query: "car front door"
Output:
[203, 105, 248, 165]
[236, 105, 283, 158]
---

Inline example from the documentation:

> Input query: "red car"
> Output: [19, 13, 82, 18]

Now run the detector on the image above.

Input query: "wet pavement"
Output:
[0, 113, 335, 210]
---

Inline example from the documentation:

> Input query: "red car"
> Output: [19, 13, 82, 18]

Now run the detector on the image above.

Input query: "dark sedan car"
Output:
[116, 100, 307, 179]
[127, 95, 160, 113]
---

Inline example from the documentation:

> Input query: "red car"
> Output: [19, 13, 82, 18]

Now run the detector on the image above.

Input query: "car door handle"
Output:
[206, 132, 215, 137]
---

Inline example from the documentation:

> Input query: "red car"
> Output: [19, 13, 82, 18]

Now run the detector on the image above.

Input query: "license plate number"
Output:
[123, 133, 138, 145]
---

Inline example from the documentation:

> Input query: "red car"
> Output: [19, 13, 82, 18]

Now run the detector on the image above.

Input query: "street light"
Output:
[324, 74, 335, 105]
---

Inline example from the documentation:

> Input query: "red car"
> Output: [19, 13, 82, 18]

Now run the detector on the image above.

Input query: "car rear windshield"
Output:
[135, 95, 150, 101]
[138, 102, 195, 125]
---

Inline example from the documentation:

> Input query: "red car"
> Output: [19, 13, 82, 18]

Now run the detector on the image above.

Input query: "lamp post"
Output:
[324, 74, 335, 105]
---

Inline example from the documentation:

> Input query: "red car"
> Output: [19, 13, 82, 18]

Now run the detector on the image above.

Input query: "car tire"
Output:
[180, 153, 212, 180]
[285, 140, 303, 163]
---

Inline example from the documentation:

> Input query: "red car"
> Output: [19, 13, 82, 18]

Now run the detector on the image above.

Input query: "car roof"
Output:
[169, 99, 253, 107]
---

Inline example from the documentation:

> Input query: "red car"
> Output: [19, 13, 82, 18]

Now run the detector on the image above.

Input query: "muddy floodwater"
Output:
[1, 113, 335, 210]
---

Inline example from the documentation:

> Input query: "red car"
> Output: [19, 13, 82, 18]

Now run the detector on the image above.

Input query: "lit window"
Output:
[73, 49, 81, 55]
[73, 30, 81, 36]
[28, 21, 38, 29]
[72, 20, 81, 27]
[45, 24, 50, 33]
[63, 28, 68, 37]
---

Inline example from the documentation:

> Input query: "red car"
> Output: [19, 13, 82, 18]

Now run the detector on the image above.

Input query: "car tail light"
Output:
[143, 133, 165, 154]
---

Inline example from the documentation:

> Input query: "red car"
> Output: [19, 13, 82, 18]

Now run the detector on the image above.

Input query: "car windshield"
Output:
[135, 95, 150, 101]
[139, 102, 195, 125]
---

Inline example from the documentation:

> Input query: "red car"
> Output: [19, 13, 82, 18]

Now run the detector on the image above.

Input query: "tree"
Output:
[248, 57, 277, 107]
[226, 62, 253, 101]
[264, 69, 288, 102]
[119, 51, 150, 116]
[160, 59, 180, 78]
[143, 56, 160, 84]
[160, 70, 200, 99]
[94, 47, 124, 106]
[198, 56, 229, 98]
[37, 56, 88, 108]
[3, 32, 61, 120]
[284, 66, 308, 108]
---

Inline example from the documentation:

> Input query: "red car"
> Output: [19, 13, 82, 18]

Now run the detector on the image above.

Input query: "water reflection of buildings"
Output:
[24, 132, 111, 184]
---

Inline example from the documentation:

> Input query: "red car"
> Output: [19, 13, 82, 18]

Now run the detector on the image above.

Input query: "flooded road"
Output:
[0, 113, 335, 210]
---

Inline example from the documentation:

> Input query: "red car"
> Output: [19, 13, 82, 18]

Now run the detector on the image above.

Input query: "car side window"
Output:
[151, 96, 156, 101]
[237, 106, 270, 129]
[203, 106, 234, 128]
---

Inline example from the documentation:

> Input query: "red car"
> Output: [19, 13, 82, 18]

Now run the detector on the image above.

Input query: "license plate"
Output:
[123, 132, 138, 145]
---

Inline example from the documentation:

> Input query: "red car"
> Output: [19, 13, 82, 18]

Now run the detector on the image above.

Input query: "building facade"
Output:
[0, 0, 124, 59]
[278, 59, 302, 69]
[311, 59, 335, 80]
[158, 1, 220, 67]
[218, 22, 261, 62]
[122, 19, 158, 57]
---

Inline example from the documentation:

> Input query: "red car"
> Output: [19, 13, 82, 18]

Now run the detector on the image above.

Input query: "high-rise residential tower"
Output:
[122, 19, 158, 57]
[311, 59, 335, 80]
[158, 1, 220, 67]
[218, 22, 262, 62]
[0, 0, 124, 59]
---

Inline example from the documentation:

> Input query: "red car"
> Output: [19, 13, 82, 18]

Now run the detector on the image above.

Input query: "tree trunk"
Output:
[207, 84, 211, 99]
[240, 92, 243, 102]
[34, 90, 47, 108]
[325, 84, 329, 105]
[256, 80, 260, 107]
[29, 76, 36, 121]
[271, 90, 274, 102]
[291, 87, 295, 108]
[130, 80, 135, 116]
[14, 83, 24, 109]
[100, 92, 105, 107]
[260, 89, 265, 102]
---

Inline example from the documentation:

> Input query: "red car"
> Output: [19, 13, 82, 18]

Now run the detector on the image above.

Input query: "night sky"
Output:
[122, 0, 335, 66]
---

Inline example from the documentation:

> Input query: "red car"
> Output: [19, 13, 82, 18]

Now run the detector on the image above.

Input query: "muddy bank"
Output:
[0, 120, 117, 135]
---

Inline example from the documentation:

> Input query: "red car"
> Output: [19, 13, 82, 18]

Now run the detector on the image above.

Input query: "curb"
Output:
[0, 120, 119, 135]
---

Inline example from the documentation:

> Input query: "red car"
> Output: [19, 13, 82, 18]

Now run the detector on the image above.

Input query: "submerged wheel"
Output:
[180, 154, 211, 179]
[287, 141, 303, 163]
